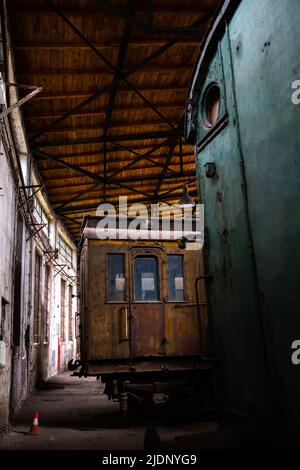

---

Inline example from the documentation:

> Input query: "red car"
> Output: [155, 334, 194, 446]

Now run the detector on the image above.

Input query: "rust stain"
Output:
[216, 191, 223, 202]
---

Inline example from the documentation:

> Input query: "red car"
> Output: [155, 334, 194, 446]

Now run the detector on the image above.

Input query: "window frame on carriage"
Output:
[166, 254, 186, 302]
[133, 255, 161, 303]
[106, 253, 127, 303]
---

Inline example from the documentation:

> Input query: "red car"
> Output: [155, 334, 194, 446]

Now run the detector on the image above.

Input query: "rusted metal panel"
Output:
[164, 247, 207, 356]
[131, 303, 164, 356]
[86, 242, 130, 360]
[173, 305, 201, 356]
[129, 246, 165, 357]
[86, 357, 211, 375]
[80, 237, 206, 367]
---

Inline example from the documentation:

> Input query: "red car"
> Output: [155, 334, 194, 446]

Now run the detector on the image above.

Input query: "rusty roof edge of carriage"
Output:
[185, 0, 242, 144]
[81, 215, 203, 241]
[77, 214, 203, 254]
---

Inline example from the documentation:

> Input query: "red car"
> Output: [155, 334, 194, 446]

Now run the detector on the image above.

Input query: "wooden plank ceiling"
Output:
[8, 0, 220, 241]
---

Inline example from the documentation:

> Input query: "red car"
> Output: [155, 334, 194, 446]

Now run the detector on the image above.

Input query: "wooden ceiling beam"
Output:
[33, 148, 173, 205]
[154, 138, 178, 196]
[17, 66, 193, 76]
[54, 184, 99, 212]
[38, 138, 190, 177]
[102, 1, 135, 200]
[106, 137, 180, 177]
[53, 174, 196, 211]
[54, 193, 199, 218]
[153, 115, 187, 196]
[45, 167, 195, 183]
[36, 149, 193, 165]
[46, 176, 197, 194]
[48, 185, 199, 203]
[111, 159, 195, 170]
[13, 7, 212, 16]
[39, 155, 194, 172]
[35, 150, 101, 161]
[54, 187, 198, 210]
[58, 214, 82, 226]
[44, 170, 195, 184]
[34, 86, 188, 100]
[34, 141, 192, 158]
[47, 182, 99, 192]
[93, 1, 207, 36]
[32, 148, 155, 200]
[41, 162, 103, 175]
[25, 102, 184, 120]
[7, 1, 219, 240]
[31, 130, 179, 148]
[61, 191, 199, 215]
[50, 180, 198, 197]
[28, 31, 182, 142]
[40, 158, 192, 181]
[40, 0, 176, 145]
[14, 39, 201, 50]
[28, 120, 178, 136]
[55, 189, 198, 214]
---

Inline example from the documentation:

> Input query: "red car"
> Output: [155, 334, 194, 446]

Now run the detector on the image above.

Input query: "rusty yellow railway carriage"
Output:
[72, 215, 214, 413]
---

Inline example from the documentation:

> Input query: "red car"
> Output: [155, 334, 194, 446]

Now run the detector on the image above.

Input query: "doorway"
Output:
[129, 248, 165, 357]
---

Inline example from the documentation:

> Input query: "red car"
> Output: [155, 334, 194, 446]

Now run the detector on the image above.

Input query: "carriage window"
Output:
[107, 254, 126, 301]
[168, 255, 184, 301]
[203, 84, 221, 128]
[134, 257, 159, 302]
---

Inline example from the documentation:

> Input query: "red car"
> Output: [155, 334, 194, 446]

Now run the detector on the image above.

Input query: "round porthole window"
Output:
[203, 84, 221, 128]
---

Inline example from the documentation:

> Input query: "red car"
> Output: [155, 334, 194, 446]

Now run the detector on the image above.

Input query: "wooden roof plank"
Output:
[28, 36, 182, 143]
[7, 0, 221, 240]
[31, 0, 176, 144]
[92, 1, 208, 36]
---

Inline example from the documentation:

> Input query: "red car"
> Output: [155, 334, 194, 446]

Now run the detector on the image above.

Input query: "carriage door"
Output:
[129, 248, 164, 357]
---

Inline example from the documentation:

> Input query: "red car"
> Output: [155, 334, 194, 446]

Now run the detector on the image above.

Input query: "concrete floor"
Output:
[0, 372, 217, 450]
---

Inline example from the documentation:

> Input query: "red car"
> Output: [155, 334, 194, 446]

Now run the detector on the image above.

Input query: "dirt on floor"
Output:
[0, 372, 217, 451]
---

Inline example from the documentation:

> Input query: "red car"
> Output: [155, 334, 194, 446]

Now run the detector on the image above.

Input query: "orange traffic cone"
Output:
[28, 411, 39, 435]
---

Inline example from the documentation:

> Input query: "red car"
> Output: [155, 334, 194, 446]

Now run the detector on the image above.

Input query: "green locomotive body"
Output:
[186, 0, 300, 443]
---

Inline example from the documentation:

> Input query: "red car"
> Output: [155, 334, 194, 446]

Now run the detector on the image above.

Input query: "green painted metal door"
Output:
[195, 33, 270, 417]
